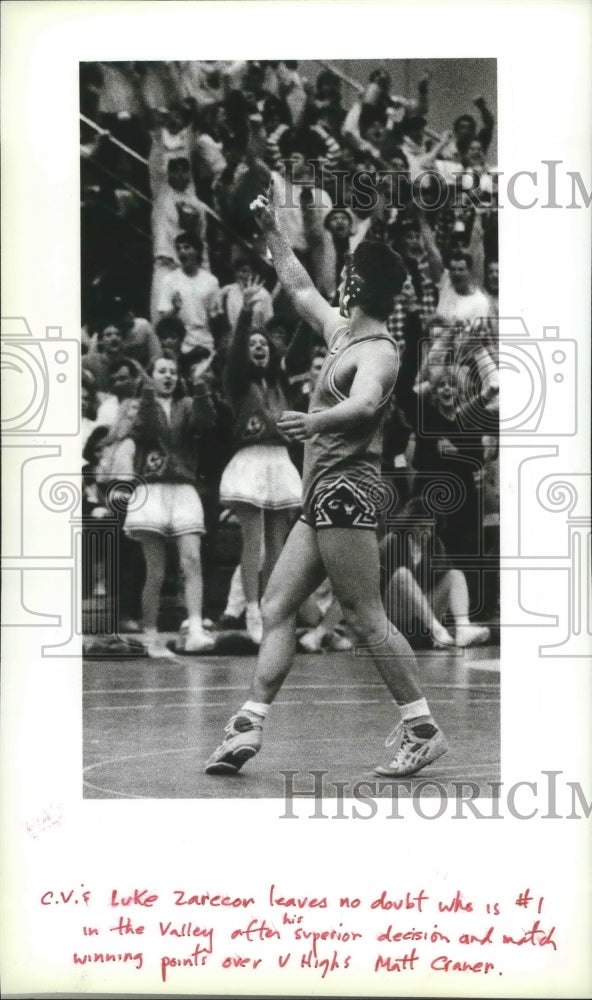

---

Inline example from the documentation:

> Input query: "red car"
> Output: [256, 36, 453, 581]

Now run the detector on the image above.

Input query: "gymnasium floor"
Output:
[83, 639, 500, 800]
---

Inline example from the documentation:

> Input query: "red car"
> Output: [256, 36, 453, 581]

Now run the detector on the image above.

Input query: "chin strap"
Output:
[342, 269, 364, 316]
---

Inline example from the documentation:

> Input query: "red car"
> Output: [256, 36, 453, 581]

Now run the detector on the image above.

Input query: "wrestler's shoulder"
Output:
[358, 335, 399, 365]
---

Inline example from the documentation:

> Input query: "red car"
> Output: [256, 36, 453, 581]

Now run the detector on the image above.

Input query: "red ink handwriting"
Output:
[300, 949, 351, 977]
[438, 890, 473, 913]
[73, 951, 143, 970]
[173, 890, 254, 908]
[110, 889, 158, 907]
[269, 884, 328, 908]
[109, 917, 144, 935]
[375, 947, 420, 971]
[160, 945, 210, 981]
[41, 887, 91, 906]
[503, 920, 557, 950]
[231, 918, 280, 942]
[371, 890, 429, 912]
[430, 954, 496, 974]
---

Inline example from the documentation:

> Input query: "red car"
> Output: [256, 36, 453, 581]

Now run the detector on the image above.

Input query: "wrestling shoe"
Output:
[374, 721, 448, 777]
[204, 714, 263, 775]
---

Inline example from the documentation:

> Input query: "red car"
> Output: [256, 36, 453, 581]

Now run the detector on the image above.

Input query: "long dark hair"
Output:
[247, 331, 284, 385]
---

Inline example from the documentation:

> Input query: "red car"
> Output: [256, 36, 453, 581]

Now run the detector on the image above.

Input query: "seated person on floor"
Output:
[380, 497, 490, 649]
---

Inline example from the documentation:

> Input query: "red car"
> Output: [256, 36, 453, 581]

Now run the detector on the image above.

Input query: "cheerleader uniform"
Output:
[125, 383, 216, 538]
[219, 305, 302, 511]
[219, 379, 302, 509]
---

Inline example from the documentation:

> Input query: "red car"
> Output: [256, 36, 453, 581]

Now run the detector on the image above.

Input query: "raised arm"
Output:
[418, 208, 444, 284]
[250, 177, 336, 341]
[223, 302, 253, 402]
[474, 96, 494, 154]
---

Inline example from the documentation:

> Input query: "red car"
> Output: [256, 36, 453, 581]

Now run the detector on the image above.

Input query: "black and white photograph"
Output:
[1, 2, 590, 997]
[80, 56, 501, 800]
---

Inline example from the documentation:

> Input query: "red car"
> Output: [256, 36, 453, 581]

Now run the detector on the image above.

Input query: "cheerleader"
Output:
[219, 277, 302, 644]
[124, 357, 217, 657]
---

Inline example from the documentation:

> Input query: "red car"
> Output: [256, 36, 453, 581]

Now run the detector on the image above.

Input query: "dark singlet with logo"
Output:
[301, 323, 398, 530]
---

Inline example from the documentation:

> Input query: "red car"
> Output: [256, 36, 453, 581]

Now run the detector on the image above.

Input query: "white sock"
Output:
[242, 700, 269, 719]
[187, 615, 203, 633]
[144, 628, 158, 643]
[400, 698, 430, 722]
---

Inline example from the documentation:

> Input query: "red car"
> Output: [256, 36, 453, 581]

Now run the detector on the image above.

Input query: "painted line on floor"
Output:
[85, 677, 499, 697]
[86, 695, 500, 713]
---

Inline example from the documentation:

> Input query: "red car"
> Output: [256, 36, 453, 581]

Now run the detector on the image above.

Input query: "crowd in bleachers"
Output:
[80, 59, 500, 654]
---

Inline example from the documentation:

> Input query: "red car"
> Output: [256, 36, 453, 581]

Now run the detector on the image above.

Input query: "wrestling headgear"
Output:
[341, 243, 408, 321]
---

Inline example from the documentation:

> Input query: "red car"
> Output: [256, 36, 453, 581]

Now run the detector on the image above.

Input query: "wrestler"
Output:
[205, 177, 448, 778]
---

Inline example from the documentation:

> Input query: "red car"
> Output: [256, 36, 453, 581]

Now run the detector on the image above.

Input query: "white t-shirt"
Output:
[437, 271, 491, 326]
[158, 268, 221, 353]
[151, 186, 209, 264]
[95, 395, 120, 428]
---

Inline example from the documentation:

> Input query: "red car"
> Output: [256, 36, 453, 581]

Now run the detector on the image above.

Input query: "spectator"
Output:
[342, 69, 393, 162]
[81, 59, 499, 650]
[440, 98, 495, 163]
[86, 299, 160, 370]
[81, 375, 98, 447]
[95, 357, 143, 427]
[381, 497, 491, 647]
[157, 231, 222, 361]
[273, 127, 337, 300]
[81, 425, 112, 600]
[83, 323, 136, 397]
[304, 69, 346, 136]
[124, 356, 218, 657]
[220, 255, 274, 338]
[109, 297, 162, 369]
[190, 102, 228, 201]
[429, 248, 497, 403]
[411, 360, 488, 566]
[219, 278, 302, 644]
[155, 313, 187, 363]
[387, 213, 441, 346]
[323, 206, 370, 294]
[398, 118, 454, 183]
[147, 103, 194, 198]
[95, 398, 145, 632]
[151, 155, 210, 321]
